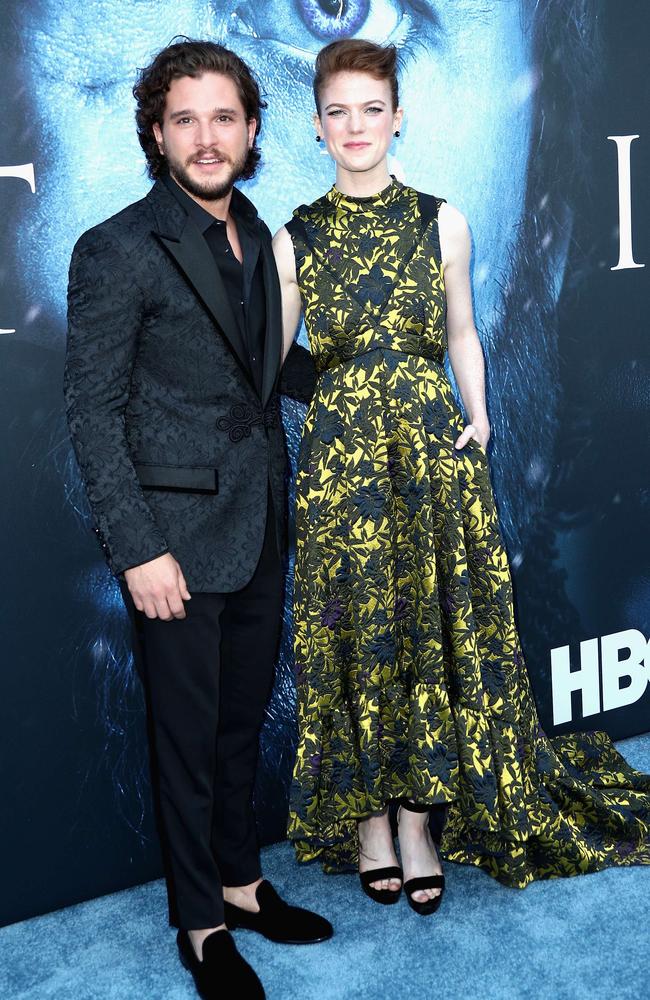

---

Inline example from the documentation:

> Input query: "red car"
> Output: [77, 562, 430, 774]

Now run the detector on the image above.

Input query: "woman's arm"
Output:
[272, 225, 303, 362]
[438, 201, 490, 450]
[272, 224, 317, 404]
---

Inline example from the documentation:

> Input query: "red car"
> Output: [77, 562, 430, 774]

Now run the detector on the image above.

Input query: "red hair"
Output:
[313, 39, 399, 115]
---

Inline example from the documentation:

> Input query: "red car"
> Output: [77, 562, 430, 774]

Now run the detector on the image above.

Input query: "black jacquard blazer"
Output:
[64, 179, 312, 592]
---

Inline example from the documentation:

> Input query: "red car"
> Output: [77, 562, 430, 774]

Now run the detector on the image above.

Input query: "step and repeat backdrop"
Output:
[1, 1, 648, 925]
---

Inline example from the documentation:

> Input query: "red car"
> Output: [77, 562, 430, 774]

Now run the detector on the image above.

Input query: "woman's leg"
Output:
[358, 807, 402, 891]
[397, 803, 444, 903]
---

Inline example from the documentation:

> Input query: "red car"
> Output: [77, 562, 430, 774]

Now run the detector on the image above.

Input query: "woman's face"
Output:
[315, 71, 401, 180]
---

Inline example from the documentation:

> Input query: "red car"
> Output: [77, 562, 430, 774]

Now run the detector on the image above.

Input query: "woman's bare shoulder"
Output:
[438, 200, 470, 239]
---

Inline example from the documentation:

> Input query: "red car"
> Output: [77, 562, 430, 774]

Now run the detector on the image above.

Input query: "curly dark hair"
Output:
[133, 38, 266, 181]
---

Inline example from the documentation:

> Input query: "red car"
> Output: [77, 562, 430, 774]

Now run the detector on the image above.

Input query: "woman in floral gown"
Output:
[273, 38, 650, 914]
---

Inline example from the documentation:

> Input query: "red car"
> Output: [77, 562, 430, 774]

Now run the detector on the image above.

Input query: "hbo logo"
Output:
[551, 629, 650, 725]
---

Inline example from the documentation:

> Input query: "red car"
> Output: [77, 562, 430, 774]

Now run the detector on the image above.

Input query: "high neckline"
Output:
[326, 176, 403, 212]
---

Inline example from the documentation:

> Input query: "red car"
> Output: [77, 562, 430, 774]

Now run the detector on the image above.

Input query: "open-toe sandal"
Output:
[398, 799, 445, 916]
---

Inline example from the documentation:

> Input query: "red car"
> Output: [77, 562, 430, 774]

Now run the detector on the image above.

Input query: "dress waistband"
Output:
[314, 329, 445, 374]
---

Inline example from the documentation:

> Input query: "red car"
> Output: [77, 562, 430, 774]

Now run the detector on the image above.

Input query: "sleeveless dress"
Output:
[285, 178, 650, 887]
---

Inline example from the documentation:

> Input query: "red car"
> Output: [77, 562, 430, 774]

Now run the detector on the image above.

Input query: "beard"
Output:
[165, 146, 249, 202]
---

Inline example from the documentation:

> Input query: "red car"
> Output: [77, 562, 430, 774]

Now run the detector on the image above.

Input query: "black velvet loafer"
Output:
[223, 880, 333, 944]
[177, 928, 265, 999]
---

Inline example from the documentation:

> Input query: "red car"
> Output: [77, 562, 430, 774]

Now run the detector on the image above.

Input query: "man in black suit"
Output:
[64, 40, 329, 999]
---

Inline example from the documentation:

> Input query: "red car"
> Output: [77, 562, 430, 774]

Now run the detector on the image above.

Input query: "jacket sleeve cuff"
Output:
[113, 546, 171, 579]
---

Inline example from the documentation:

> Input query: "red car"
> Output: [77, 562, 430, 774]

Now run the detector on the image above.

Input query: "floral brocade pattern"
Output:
[286, 179, 650, 887]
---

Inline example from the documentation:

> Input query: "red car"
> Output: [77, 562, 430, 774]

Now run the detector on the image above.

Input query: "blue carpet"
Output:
[2, 734, 649, 1000]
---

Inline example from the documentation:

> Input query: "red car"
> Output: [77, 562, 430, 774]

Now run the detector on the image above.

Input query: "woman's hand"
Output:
[454, 418, 490, 451]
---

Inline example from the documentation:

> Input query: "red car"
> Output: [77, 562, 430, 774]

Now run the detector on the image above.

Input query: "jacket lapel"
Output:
[148, 181, 252, 381]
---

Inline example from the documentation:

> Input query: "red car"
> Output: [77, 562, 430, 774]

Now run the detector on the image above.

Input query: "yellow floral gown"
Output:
[285, 178, 650, 887]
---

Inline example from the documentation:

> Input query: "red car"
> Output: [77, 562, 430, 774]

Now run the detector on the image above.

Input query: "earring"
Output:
[394, 130, 400, 138]
[316, 134, 321, 142]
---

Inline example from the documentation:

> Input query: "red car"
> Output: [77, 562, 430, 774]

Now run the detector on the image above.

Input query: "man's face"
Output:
[152, 72, 256, 202]
[13, 0, 560, 546]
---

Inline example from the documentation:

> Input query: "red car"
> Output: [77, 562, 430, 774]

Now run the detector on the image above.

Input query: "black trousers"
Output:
[123, 503, 283, 929]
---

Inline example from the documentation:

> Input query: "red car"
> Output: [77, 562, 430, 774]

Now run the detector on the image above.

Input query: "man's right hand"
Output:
[124, 553, 191, 620]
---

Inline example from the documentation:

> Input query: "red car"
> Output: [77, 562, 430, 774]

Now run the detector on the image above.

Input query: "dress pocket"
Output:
[466, 436, 487, 459]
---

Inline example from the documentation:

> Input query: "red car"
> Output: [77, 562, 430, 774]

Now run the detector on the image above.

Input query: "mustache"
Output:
[188, 150, 230, 164]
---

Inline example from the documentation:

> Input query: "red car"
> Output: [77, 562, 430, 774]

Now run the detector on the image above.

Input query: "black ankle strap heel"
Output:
[359, 865, 404, 904]
[358, 812, 403, 905]
[397, 799, 446, 916]
[398, 798, 430, 812]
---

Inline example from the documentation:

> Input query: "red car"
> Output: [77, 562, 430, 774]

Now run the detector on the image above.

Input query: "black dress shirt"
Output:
[162, 173, 266, 395]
